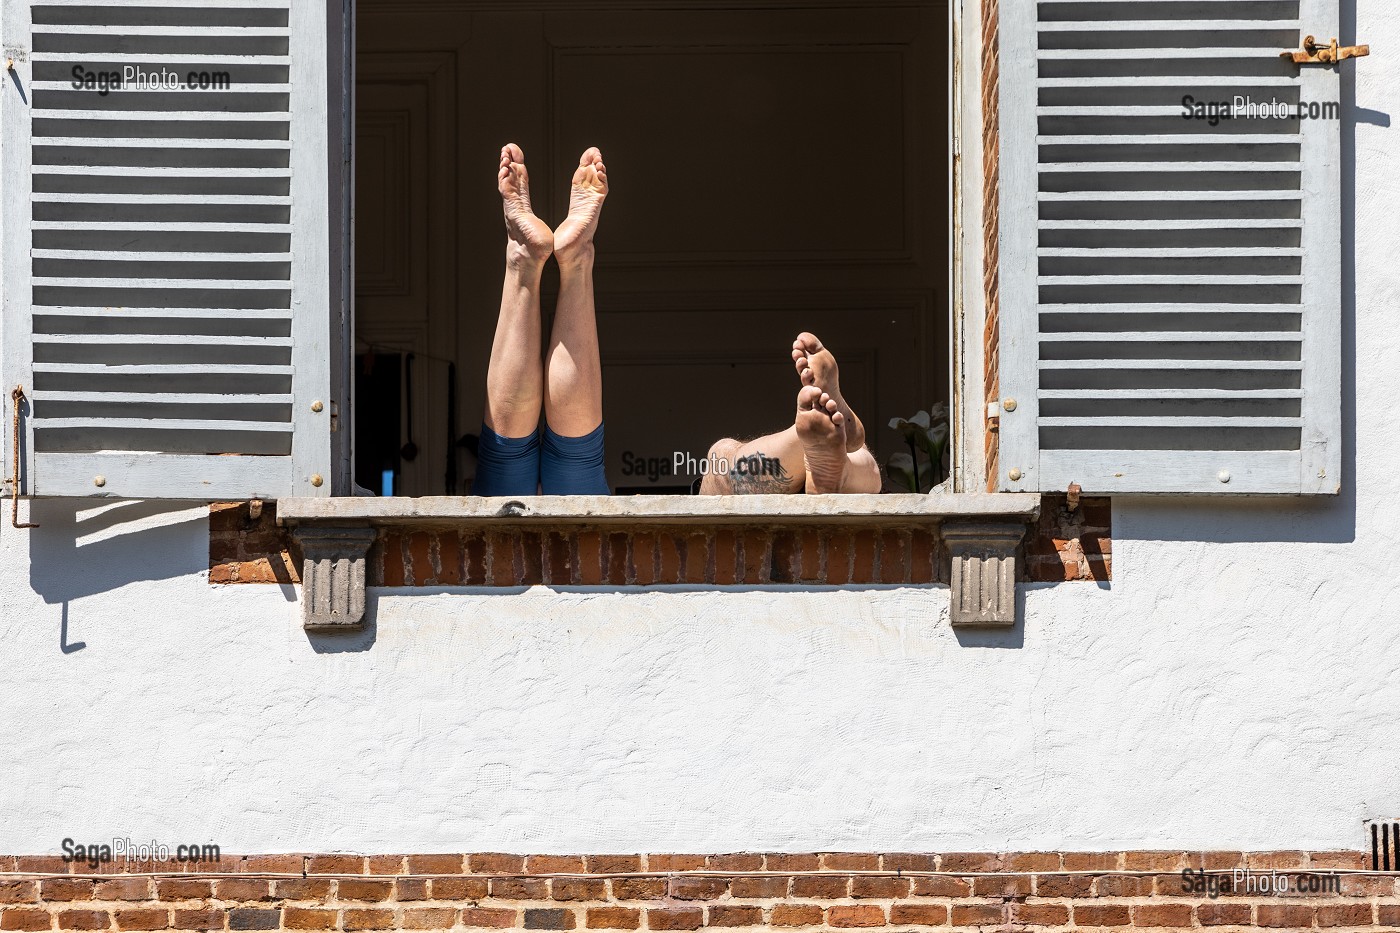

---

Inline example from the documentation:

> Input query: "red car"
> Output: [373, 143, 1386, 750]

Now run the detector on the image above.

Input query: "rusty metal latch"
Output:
[8, 385, 38, 529]
[1281, 35, 1369, 64]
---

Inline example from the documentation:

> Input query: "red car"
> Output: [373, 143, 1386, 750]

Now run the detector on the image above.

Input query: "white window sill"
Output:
[275, 492, 1042, 527]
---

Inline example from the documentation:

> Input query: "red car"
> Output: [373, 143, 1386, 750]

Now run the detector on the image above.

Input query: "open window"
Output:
[351, 2, 952, 496]
[0, 0, 1346, 504]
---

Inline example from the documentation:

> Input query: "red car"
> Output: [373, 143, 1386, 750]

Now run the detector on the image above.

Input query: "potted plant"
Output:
[886, 402, 950, 493]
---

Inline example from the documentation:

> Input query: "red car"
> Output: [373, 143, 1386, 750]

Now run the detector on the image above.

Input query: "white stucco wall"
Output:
[2, 3, 1399, 857]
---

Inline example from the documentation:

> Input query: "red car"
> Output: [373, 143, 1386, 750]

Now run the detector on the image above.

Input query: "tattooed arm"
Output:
[726, 452, 801, 494]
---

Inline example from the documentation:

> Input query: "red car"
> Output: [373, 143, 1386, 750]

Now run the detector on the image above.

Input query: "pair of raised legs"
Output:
[699, 333, 882, 495]
[477, 144, 881, 497]
[475, 143, 610, 496]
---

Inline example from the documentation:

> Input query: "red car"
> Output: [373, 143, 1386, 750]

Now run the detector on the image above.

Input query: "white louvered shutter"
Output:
[997, 0, 1343, 495]
[1, 0, 333, 498]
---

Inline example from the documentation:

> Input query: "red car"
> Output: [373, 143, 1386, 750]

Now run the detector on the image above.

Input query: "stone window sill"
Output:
[266, 494, 1043, 633]
[274, 493, 1041, 527]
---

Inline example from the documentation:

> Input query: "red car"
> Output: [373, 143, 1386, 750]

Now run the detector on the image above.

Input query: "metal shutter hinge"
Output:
[1282, 36, 1369, 64]
[8, 386, 39, 529]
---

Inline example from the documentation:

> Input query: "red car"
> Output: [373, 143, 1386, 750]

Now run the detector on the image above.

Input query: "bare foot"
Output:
[792, 332, 864, 452]
[498, 143, 553, 267]
[554, 147, 608, 266]
[795, 386, 848, 494]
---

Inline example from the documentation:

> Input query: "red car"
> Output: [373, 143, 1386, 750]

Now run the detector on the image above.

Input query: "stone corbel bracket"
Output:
[290, 526, 378, 630]
[940, 521, 1026, 626]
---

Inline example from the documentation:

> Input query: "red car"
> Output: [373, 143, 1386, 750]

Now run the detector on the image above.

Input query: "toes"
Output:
[797, 385, 823, 411]
[795, 331, 823, 354]
[832, 411, 845, 426]
[801, 369, 816, 387]
[506, 142, 525, 164]
[580, 146, 602, 166]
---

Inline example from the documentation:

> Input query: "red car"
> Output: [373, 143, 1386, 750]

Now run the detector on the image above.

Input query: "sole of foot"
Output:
[792, 332, 864, 452]
[498, 143, 553, 266]
[795, 385, 849, 494]
[554, 146, 608, 266]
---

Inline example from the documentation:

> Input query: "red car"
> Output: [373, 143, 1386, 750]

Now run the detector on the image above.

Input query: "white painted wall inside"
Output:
[2, 1, 1399, 857]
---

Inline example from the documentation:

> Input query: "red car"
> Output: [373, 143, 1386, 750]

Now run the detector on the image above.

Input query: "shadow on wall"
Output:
[1125, 22, 1384, 547]
[306, 602, 377, 655]
[26, 499, 211, 652]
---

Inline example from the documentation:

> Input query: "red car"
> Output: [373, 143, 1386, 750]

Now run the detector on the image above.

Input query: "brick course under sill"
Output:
[210, 494, 1108, 590]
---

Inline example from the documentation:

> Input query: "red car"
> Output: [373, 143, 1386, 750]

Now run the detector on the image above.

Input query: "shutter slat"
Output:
[34, 250, 291, 262]
[1040, 248, 1301, 258]
[1043, 135, 1302, 145]
[1038, 106, 1295, 116]
[33, 278, 291, 288]
[33, 335, 292, 347]
[36, 166, 287, 177]
[1041, 220, 1304, 229]
[1040, 77, 1299, 88]
[1039, 389, 1304, 400]
[40, 392, 294, 404]
[35, 306, 290, 319]
[32, 109, 287, 121]
[1039, 191, 1299, 201]
[35, 223, 291, 233]
[1040, 0, 1289, 4]
[1039, 416, 1302, 428]
[35, 137, 290, 149]
[1038, 275, 1303, 285]
[1039, 332, 1300, 343]
[1037, 360, 1302, 371]
[37, 418, 292, 432]
[1039, 20, 1299, 31]
[34, 363, 295, 375]
[1042, 162, 1303, 173]
[35, 0, 288, 7]
[1039, 49, 1281, 60]
[33, 54, 291, 64]
[1040, 303, 1306, 315]
[35, 194, 291, 204]
[38, 25, 290, 36]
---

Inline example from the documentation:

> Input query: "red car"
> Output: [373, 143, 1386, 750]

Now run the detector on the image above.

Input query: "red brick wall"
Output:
[208, 499, 1111, 588]
[1028, 496, 1111, 583]
[2, 850, 1386, 931]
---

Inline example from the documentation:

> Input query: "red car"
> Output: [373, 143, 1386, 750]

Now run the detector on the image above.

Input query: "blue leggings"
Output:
[474, 422, 610, 496]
